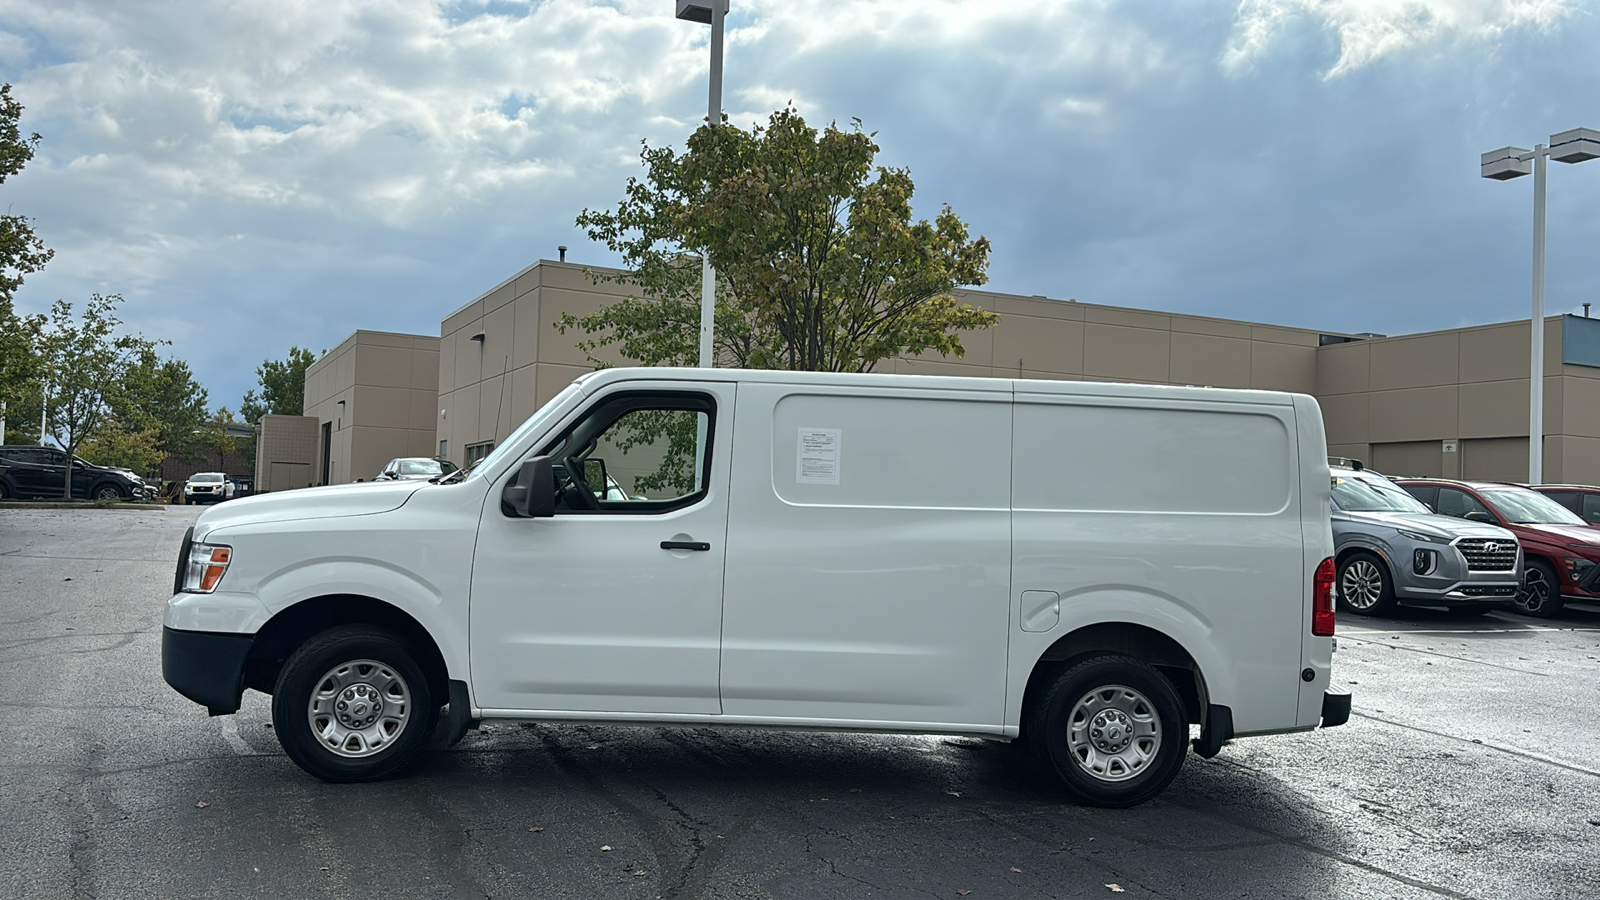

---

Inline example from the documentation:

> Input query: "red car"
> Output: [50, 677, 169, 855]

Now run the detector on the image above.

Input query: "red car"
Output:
[1530, 485, 1600, 527]
[1395, 479, 1600, 618]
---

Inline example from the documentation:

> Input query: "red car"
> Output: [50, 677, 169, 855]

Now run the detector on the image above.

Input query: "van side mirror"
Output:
[502, 456, 555, 518]
[1463, 510, 1496, 524]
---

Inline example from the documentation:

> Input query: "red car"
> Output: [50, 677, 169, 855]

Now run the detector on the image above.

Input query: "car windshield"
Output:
[1330, 475, 1431, 513]
[399, 459, 445, 476]
[1480, 488, 1585, 525]
[190, 473, 225, 483]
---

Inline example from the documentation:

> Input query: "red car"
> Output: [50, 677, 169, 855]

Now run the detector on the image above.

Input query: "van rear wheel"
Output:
[1027, 655, 1187, 808]
[271, 626, 438, 783]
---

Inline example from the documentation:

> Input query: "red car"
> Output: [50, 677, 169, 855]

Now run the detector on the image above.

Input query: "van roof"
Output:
[576, 367, 1300, 406]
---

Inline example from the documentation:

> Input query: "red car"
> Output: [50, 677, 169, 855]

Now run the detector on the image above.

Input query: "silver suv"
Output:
[1330, 464, 1521, 615]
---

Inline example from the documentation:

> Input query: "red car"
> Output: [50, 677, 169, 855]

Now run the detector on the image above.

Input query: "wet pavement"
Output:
[2, 507, 1597, 899]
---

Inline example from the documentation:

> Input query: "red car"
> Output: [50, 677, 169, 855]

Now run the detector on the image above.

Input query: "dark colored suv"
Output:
[1396, 479, 1600, 617]
[1530, 485, 1600, 526]
[0, 445, 146, 501]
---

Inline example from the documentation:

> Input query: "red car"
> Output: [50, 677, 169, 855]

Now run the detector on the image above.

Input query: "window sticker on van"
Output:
[796, 427, 842, 485]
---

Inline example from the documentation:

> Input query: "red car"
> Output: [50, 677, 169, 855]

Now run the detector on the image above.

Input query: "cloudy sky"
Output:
[2, 0, 1597, 406]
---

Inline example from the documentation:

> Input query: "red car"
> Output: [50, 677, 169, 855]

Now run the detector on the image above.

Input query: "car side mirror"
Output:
[1463, 510, 1496, 524]
[502, 456, 555, 518]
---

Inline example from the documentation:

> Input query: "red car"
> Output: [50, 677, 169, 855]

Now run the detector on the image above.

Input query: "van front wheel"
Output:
[271, 626, 438, 783]
[1027, 655, 1187, 808]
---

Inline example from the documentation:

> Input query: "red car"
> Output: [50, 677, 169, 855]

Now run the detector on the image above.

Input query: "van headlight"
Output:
[181, 543, 233, 593]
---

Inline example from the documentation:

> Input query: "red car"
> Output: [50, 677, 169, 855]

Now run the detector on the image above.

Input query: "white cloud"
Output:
[1222, 0, 1571, 77]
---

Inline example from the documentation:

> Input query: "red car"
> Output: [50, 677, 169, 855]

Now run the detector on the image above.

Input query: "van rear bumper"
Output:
[1321, 688, 1352, 728]
[162, 627, 252, 715]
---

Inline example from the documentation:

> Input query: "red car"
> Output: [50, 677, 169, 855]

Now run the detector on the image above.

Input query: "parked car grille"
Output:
[1456, 538, 1518, 572]
[1459, 585, 1516, 597]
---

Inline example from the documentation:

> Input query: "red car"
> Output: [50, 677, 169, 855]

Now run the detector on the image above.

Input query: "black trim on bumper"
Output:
[162, 626, 252, 716]
[1321, 688, 1352, 728]
[1191, 704, 1234, 758]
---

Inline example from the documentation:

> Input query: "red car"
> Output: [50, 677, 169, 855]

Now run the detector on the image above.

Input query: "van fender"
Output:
[253, 558, 468, 680]
[1010, 587, 1236, 732]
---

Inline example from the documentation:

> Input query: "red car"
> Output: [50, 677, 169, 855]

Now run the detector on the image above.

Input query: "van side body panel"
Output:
[718, 381, 1014, 728]
[1007, 383, 1308, 735]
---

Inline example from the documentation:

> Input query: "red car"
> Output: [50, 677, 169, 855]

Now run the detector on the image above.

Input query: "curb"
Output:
[0, 501, 173, 512]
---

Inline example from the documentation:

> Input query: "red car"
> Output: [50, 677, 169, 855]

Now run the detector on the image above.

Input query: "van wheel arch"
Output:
[1023, 623, 1206, 734]
[244, 595, 450, 704]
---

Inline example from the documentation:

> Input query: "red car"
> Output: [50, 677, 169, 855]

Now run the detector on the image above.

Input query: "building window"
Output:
[438, 440, 448, 461]
[465, 441, 494, 465]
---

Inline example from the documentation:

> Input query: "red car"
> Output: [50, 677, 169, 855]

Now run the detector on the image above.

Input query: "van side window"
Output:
[538, 392, 714, 514]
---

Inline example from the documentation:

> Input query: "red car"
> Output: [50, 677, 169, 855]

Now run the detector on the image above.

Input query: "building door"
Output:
[319, 422, 332, 486]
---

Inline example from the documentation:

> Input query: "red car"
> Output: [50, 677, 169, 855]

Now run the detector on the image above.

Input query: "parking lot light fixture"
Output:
[675, 0, 727, 369]
[1480, 127, 1600, 485]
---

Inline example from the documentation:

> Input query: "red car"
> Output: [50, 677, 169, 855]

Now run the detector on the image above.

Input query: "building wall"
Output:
[428, 258, 1600, 486]
[436, 261, 1343, 463]
[437, 261, 640, 464]
[1316, 315, 1600, 483]
[303, 331, 440, 484]
[254, 414, 319, 492]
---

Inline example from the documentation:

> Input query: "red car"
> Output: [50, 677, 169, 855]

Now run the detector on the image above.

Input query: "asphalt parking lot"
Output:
[2, 508, 1597, 900]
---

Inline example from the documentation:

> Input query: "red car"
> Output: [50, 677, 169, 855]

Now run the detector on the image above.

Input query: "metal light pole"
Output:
[1481, 128, 1600, 484]
[675, 0, 727, 368]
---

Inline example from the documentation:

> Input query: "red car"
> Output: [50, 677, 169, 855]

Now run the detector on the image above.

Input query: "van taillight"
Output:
[1312, 557, 1336, 636]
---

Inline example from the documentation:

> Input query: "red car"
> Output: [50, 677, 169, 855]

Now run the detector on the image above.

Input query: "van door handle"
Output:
[660, 540, 711, 552]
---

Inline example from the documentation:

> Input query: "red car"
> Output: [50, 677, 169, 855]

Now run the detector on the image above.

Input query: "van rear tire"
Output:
[271, 626, 438, 783]
[1027, 655, 1187, 808]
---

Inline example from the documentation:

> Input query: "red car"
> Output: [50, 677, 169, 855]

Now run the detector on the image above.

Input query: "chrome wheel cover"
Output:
[1066, 684, 1161, 783]
[1340, 559, 1383, 610]
[1516, 567, 1551, 614]
[307, 658, 412, 759]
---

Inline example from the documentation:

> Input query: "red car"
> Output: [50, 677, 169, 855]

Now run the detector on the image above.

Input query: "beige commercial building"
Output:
[282, 256, 1600, 489]
[300, 330, 441, 485]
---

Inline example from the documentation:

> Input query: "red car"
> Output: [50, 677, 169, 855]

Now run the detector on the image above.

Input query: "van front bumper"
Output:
[162, 626, 252, 715]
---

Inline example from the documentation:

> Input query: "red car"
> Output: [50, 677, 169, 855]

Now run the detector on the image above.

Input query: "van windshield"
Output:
[1331, 475, 1430, 514]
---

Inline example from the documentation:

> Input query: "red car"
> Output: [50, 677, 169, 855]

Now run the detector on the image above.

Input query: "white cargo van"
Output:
[163, 368, 1348, 807]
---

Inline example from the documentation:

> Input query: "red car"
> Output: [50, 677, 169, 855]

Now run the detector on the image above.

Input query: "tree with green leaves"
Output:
[0, 82, 53, 434]
[39, 294, 156, 497]
[565, 107, 998, 373]
[99, 347, 211, 467]
[197, 406, 242, 470]
[240, 347, 318, 422]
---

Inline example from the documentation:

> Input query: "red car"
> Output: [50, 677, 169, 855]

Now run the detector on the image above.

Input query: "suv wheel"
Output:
[1027, 655, 1187, 808]
[92, 483, 125, 501]
[272, 626, 438, 783]
[1336, 552, 1396, 616]
[1514, 559, 1564, 618]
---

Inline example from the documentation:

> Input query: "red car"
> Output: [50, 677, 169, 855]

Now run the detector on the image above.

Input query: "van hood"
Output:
[193, 481, 421, 538]
[1343, 510, 1513, 541]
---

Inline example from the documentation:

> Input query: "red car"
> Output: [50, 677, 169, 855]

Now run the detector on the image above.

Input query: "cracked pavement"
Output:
[2, 507, 1598, 899]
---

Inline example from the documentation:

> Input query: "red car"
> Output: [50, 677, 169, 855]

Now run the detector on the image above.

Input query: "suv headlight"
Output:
[1396, 529, 1448, 544]
[180, 542, 232, 593]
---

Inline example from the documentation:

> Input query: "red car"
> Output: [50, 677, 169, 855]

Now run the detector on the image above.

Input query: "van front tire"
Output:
[271, 626, 438, 783]
[1027, 655, 1187, 808]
